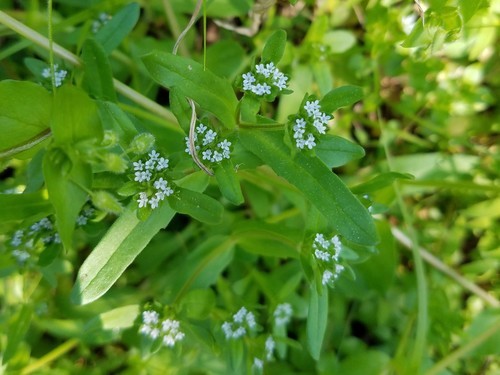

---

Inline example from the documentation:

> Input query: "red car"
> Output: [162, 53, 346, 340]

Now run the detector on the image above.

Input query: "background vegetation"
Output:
[0, 0, 498, 374]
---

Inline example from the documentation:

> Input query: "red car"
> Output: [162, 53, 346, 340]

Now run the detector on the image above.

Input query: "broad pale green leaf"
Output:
[43, 148, 91, 250]
[51, 85, 103, 145]
[206, 40, 246, 80]
[142, 51, 238, 128]
[351, 172, 414, 194]
[323, 30, 357, 54]
[262, 29, 287, 64]
[239, 130, 378, 246]
[83, 305, 140, 344]
[214, 159, 244, 205]
[3, 304, 33, 363]
[81, 38, 117, 101]
[458, 0, 489, 23]
[306, 286, 328, 360]
[320, 85, 364, 113]
[95, 2, 140, 54]
[0, 192, 53, 222]
[0, 80, 51, 156]
[167, 187, 224, 224]
[71, 172, 209, 305]
[316, 135, 365, 168]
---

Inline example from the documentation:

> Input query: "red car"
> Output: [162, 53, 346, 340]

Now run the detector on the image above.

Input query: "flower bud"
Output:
[129, 133, 155, 155]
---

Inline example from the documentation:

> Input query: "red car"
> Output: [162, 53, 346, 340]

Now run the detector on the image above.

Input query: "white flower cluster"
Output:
[9, 217, 60, 264]
[273, 303, 293, 326]
[92, 12, 111, 33]
[184, 123, 231, 164]
[76, 207, 95, 227]
[312, 233, 345, 286]
[252, 336, 276, 372]
[242, 62, 288, 97]
[132, 149, 174, 210]
[221, 307, 257, 340]
[139, 310, 185, 348]
[41, 64, 67, 88]
[292, 100, 332, 150]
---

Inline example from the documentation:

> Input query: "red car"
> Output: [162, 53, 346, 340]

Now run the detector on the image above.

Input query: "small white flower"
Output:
[322, 270, 333, 285]
[253, 357, 264, 370]
[211, 150, 223, 163]
[156, 157, 169, 170]
[202, 149, 212, 160]
[133, 160, 144, 171]
[233, 326, 246, 338]
[142, 310, 160, 325]
[314, 249, 330, 262]
[137, 192, 149, 208]
[304, 133, 316, 149]
[134, 170, 151, 182]
[274, 303, 293, 326]
[12, 249, 30, 263]
[197, 123, 207, 134]
[76, 215, 88, 226]
[222, 322, 233, 339]
[233, 307, 247, 323]
[148, 149, 160, 161]
[150, 328, 160, 339]
[265, 336, 275, 361]
[203, 129, 217, 145]
[255, 64, 267, 76]
[304, 100, 321, 117]
[313, 118, 327, 134]
[154, 177, 168, 191]
[246, 311, 256, 329]
[149, 196, 160, 209]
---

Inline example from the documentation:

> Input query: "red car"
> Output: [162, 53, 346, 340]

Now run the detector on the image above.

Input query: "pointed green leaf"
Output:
[0, 80, 51, 157]
[95, 2, 140, 54]
[239, 130, 378, 246]
[262, 29, 287, 64]
[320, 85, 364, 113]
[168, 187, 224, 224]
[351, 172, 414, 194]
[0, 191, 53, 222]
[306, 286, 328, 360]
[214, 159, 244, 205]
[51, 85, 103, 145]
[81, 38, 117, 101]
[316, 135, 365, 168]
[3, 304, 33, 363]
[43, 148, 91, 250]
[142, 51, 238, 128]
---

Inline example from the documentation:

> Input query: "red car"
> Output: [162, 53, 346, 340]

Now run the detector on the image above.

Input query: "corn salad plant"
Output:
[0, 0, 498, 374]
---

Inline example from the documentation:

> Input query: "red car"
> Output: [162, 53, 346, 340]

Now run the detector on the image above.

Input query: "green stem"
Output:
[20, 338, 79, 374]
[0, 129, 51, 160]
[203, 0, 207, 70]
[162, 0, 189, 56]
[47, 0, 55, 91]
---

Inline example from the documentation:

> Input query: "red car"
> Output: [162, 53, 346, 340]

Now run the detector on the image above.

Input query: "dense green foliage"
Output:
[0, 0, 498, 374]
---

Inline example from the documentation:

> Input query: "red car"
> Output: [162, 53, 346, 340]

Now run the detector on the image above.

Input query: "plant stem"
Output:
[47, 0, 56, 91]
[392, 227, 500, 308]
[162, 0, 189, 56]
[20, 338, 79, 374]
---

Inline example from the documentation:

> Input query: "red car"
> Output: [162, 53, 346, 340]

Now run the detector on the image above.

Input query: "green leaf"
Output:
[71, 172, 209, 305]
[81, 38, 117, 101]
[83, 305, 140, 344]
[0, 192, 53, 222]
[142, 51, 238, 128]
[51, 85, 103, 145]
[206, 40, 246, 80]
[214, 159, 244, 205]
[97, 101, 138, 145]
[95, 2, 140, 54]
[168, 187, 224, 224]
[0, 80, 51, 157]
[3, 304, 33, 363]
[262, 29, 287, 64]
[339, 350, 391, 375]
[169, 87, 192, 134]
[323, 30, 357, 54]
[72, 204, 175, 305]
[320, 86, 364, 113]
[306, 286, 328, 360]
[350, 172, 414, 194]
[316, 135, 365, 168]
[179, 289, 216, 320]
[239, 130, 378, 246]
[43, 148, 91, 250]
[233, 220, 301, 258]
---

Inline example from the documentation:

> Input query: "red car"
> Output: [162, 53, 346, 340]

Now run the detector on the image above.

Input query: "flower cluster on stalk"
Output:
[221, 307, 257, 340]
[139, 310, 185, 348]
[273, 303, 293, 326]
[312, 233, 345, 287]
[241, 62, 289, 99]
[131, 149, 174, 210]
[41, 64, 67, 88]
[92, 12, 111, 33]
[252, 336, 276, 372]
[185, 123, 232, 164]
[6, 207, 94, 265]
[289, 99, 332, 150]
